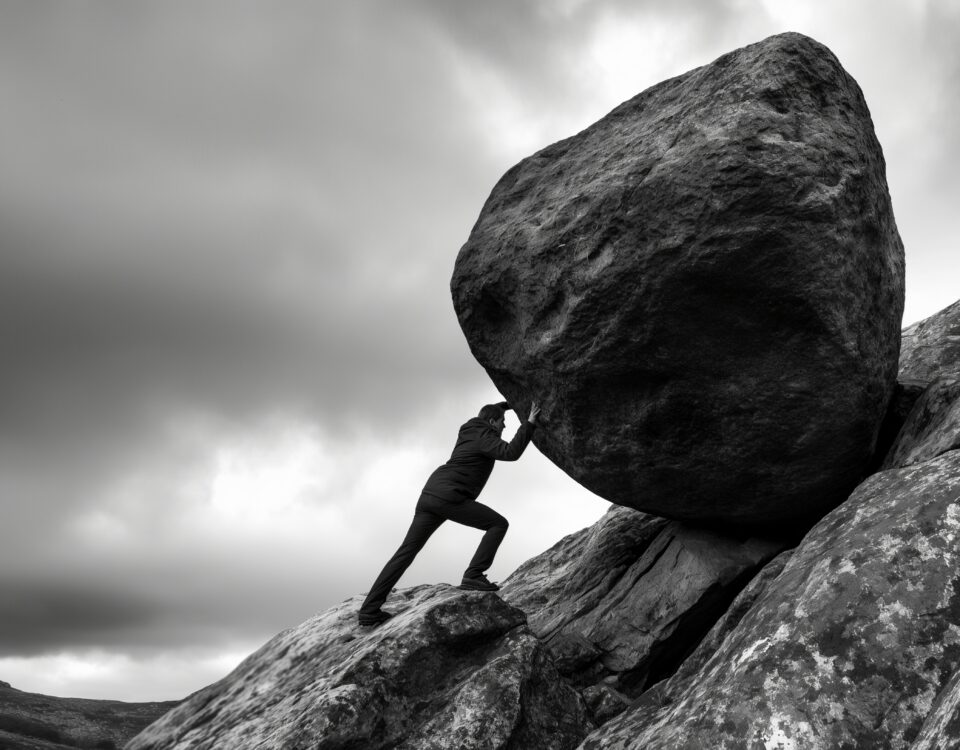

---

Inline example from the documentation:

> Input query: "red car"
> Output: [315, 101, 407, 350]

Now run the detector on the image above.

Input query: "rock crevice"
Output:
[502, 506, 785, 712]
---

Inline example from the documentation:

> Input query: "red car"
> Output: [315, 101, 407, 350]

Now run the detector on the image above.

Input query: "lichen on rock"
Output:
[583, 450, 960, 749]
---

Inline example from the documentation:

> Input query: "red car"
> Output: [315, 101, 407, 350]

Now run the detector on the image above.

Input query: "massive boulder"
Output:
[500, 505, 783, 721]
[128, 586, 590, 750]
[581, 449, 960, 749]
[452, 32, 905, 526]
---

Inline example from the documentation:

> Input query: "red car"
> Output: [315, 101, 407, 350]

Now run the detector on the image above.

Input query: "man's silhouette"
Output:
[358, 400, 540, 627]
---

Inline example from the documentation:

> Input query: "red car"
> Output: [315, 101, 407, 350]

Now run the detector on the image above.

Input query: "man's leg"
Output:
[435, 499, 509, 580]
[359, 496, 444, 617]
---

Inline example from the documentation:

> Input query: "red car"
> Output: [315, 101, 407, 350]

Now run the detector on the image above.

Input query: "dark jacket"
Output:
[421, 417, 535, 503]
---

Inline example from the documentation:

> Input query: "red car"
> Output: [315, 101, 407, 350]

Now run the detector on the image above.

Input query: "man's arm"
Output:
[478, 402, 540, 461]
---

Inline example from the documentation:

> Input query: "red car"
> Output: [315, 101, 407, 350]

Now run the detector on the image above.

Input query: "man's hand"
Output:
[528, 401, 541, 425]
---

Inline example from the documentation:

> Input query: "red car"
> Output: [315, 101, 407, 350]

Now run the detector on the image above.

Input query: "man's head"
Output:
[478, 402, 510, 433]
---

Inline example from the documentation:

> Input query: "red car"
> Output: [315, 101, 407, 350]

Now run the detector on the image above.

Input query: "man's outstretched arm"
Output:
[479, 402, 541, 461]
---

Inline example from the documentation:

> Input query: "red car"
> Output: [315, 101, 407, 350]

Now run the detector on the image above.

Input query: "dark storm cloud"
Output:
[0, 0, 771, 473]
[0, 0, 506, 665]
[0, 581, 163, 656]
[0, 0, 494, 457]
[0, 554, 333, 655]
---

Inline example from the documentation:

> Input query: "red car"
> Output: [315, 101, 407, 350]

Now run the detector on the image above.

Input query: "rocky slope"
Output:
[578, 297, 960, 748]
[0, 680, 175, 750]
[126, 296, 960, 749]
[585, 449, 960, 748]
[500, 507, 785, 718]
[127, 586, 590, 749]
[452, 31, 904, 528]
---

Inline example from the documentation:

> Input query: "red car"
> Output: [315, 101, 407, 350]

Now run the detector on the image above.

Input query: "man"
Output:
[357, 400, 541, 627]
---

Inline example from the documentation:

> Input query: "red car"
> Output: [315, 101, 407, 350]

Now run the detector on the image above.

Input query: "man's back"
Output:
[421, 416, 534, 503]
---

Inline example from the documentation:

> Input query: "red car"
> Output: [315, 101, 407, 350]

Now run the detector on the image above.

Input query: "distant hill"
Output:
[0, 680, 177, 750]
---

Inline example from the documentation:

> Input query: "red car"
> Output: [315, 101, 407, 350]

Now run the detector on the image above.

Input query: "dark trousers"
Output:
[359, 493, 509, 615]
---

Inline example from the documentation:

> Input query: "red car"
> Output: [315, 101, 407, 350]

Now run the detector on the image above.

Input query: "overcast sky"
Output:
[1, 1, 958, 702]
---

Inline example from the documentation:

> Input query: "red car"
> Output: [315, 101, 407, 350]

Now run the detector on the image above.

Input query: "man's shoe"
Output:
[358, 609, 393, 627]
[459, 574, 500, 592]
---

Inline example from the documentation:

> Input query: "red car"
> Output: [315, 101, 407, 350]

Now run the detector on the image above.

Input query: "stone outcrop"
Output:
[501, 505, 784, 716]
[127, 585, 590, 750]
[877, 300, 960, 471]
[582, 449, 960, 749]
[624, 549, 794, 731]
[452, 32, 905, 527]
[883, 377, 960, 469]
[900, 298, 960, 384]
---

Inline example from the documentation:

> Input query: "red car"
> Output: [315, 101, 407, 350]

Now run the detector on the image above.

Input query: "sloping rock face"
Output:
[911, 668, 960, 750]
[883, 377, 960, 469]
[582, 449, 960, 749]
[900, 298, 960, 384]
[452, 32, 904, 526]
[626, 549, 794, 730]
[128, 586, 590, 750]
[501, 505, 783, 716]
[882, 300, 960, 470]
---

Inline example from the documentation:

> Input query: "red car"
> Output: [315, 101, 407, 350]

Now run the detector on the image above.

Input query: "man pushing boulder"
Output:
[357, 400, 540, 627]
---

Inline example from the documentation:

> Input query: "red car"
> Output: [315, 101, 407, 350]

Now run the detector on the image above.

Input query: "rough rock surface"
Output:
[501, 505, 783, 708]
[128, 585, 590, 750]
[911, 668, 960, 750]
[627, 549, 794, 730]
[900, 298, 960, 384]
[452, 32, 904, 526]
[883, 377, 960, 470]
[581, 449, 960, 749]
[658, 548, 793, 690]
